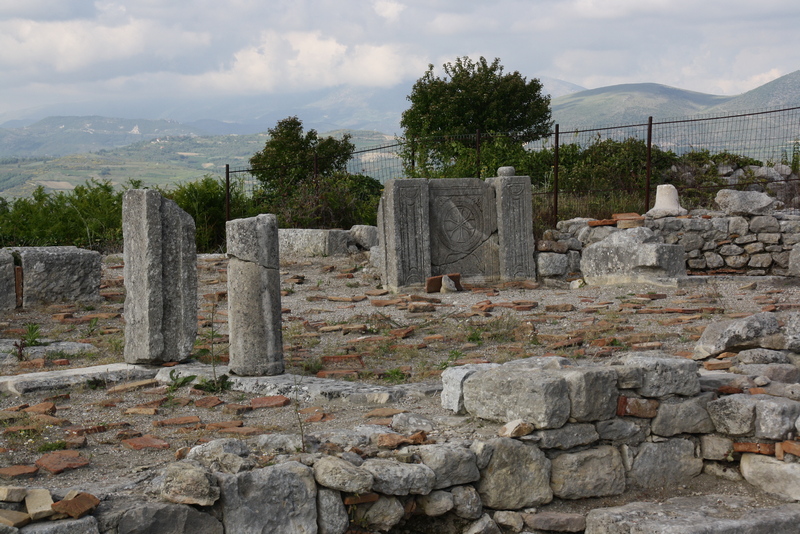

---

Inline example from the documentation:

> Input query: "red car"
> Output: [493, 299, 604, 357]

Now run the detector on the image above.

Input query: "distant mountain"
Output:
[551, 70, 800, 128]
[0, 116, 205, 157]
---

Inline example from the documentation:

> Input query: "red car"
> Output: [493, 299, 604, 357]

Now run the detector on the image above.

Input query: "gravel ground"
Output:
[0, 251, 798, 513]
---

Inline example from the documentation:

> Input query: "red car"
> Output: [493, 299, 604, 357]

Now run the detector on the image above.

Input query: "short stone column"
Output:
[646, 184, 688, 218]
[226, 214, 284, 376]
[487, 167, 536, 281]
[0, 250, 14, 311]
[122, 190, 197, 365]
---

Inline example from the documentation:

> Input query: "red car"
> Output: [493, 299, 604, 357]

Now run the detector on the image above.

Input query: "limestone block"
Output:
[349, 225, 379, 250]
[629, 439, 703, 488]
[536, 252, 568, 278]
[651, 395, 715, 437]
[317, 488, 349, 534]
[715, 189, 780, 216]
[550, 446, 626, 499]
[463, 514, 502, 534]
[0, 250, 14, 311]
[451, 485, 483, 520]
[750, 215, 780, 233]
[15, 247, 101, 308]
[706, 393, 759, 436]
[416, 490, 454, 516]
[160, 461, 220, 507]
[595, 418, 647, 446]
[754, 396, 800, 440]
[278, 228, 353, 257]
[581, 227, 686, 286]
[361, 459, 435, 496]
[359, 496, 405, 532]
[476, 438, 552, 509]
[586, 494, 800, 533]
[785, 313, 800, 351]
[486, 175, 535, 280]
[462, 367, 570, 428]
[417, 444, 480, 489]
[391, 412, 434, 434]
[623, 354, 700, 398]
[645, 184, 688, 219]
[123, 190, 197, 365]
[25, 488, 54, 520]
[700, 434, 734, 460]
[736, 348, 791, 364]
[531, 423, 599, 450]
[215, 462, 317, 533]
[741, 454, 800, 501]
[117, 501, 222, 534]
[379, 179, 431, 291]
[312, 456, 373, 494]
[693, 312, 781, 359]
[735, 363, 800, 384]
[493, 511, 524, 532]
[563, 368, 619, 422]
[440, 364, 499, 414]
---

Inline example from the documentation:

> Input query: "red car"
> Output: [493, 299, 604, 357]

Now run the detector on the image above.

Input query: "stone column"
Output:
[0, 250, 14, 311]
[487, 167, 537, 281]
[122, 190, 197, 364]
[226, 214, 284, 376]
[378, 178, 431, 292]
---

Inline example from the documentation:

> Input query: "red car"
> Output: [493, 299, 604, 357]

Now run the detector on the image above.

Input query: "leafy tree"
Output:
[249, 116, 354, 201]
[400, 56, 551, 177]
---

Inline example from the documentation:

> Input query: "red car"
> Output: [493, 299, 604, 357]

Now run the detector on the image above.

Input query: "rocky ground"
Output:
[1, 252, 799, 524]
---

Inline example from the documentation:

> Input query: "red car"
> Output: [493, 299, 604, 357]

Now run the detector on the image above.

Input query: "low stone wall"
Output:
[536, 209, 800, 280]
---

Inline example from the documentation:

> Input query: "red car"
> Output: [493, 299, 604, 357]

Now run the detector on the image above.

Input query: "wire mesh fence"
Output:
[227, 105, 800, 232]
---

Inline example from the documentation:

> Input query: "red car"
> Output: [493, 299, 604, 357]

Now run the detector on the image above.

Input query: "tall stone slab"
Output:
[429, 178, 499, 281]
[0, 249, 14, 311]
[487, 170, 536, 280]
[226, 214, 284, 376]
[380, 179, 430, 292]
[123, 189, 197, 365]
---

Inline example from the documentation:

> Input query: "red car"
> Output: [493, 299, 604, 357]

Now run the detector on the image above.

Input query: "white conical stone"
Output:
[646, 184, 688, 219]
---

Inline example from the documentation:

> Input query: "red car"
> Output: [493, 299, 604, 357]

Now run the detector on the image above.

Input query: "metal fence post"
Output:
[225, 164, 231, 222]
[645, 116, 653, 213]
[476, 129, 481, 179]
[553, 124, 560, 227]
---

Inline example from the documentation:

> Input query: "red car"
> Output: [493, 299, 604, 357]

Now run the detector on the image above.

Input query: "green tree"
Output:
[400, 56, 551, 177]
[249, 116, 354, 201]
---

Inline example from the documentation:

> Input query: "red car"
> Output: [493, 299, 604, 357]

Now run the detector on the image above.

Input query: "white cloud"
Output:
[373, 0, 406, 21]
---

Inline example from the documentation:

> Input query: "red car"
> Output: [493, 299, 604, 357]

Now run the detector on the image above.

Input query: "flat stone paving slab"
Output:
[0, 363, 160, 395]
[585, 494, 800, 533]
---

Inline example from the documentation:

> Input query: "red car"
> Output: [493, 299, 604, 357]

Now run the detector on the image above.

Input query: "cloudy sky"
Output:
[1, 0, 799, 123]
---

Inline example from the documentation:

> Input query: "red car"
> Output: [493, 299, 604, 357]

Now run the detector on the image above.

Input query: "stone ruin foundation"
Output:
[378, 168, 536, 292]
[122, 189, 197, 365]
[226, 213, 284, 376]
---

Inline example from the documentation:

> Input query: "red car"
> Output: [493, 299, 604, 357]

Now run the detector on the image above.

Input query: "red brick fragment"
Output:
[152, 416, 201, 427]
[35, 450, 90, 474]
[733, 442, 775, 455]
[250, 396, 291, 409]
[122, 435, 170, 450]
[51, 492, 100, 519]
[0, 465, 38, 480]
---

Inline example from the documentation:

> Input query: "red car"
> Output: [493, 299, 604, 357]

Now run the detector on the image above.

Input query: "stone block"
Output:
[700, 434, 734, 460]
[0, 250, 14, 311]
[629, 438, 703, 488]
[486, 175, 535, 280]
[317, 488, 348, 534]
[226, 214, 284, 376]
[361, 459, 435, 495]
[350, 225, 379, 250]
[216, 462, 316, 533]
[379, 179, 431, 291]
[581, 227, 686, 286]
[707, 393, 759, 436]
[463, 367, 570, 428]
[741, 454, 800, 501]
[476, 438, 552, 509]
[651, 395, 715, 437]
[441, 364, 499, 414]
[693, 312, 780, 359]
[24, 488, 54, 521]
[550, 445, 625, 499]
[278, 229, 353, 257]
[623, 354, 700, 397]
[14, 247, 101, 308]
[123, 189, 197, 365]
[536, 252, 568, 278]
[312, 456, 373, 494]
[531, 423, 599, 449]
[117, 501, 223, 534]
[416, 490, 453, 517]
[754, 396, 800, 440]
[563, 367, 619, 422]
[715, 189, 780, 216]
[417, 445, 480, 489]
[161, 461, 220, 507]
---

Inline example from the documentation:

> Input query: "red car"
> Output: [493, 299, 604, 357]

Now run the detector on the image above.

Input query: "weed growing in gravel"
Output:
[37, 440, 67, 453]
[382, 368, 407, 384]
[301, 357, 323, 376]
[23, 323, 43, 347]
[83, 317, 100, 337]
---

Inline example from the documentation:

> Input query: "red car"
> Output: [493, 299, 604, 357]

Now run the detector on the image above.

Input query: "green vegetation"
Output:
[400, 56, 551, 178]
